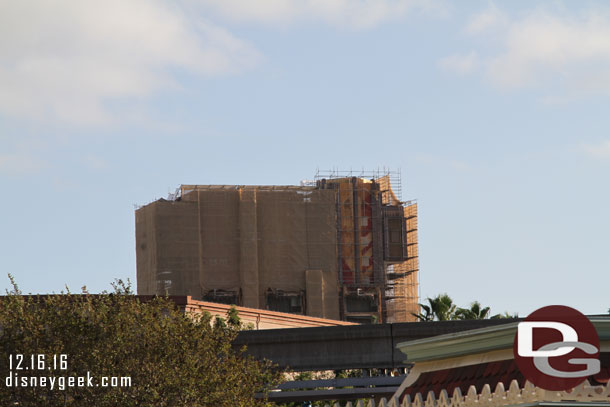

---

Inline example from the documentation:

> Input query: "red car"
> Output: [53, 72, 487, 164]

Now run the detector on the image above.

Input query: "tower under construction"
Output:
[135, 169, 419, 323]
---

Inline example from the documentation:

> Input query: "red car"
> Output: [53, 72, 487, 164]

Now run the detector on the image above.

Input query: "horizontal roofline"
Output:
[397, 316, 610, 363]
[181, 184, 318, 190]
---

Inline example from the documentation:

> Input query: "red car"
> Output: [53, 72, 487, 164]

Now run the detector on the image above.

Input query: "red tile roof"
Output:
[404, 352, 610, 398]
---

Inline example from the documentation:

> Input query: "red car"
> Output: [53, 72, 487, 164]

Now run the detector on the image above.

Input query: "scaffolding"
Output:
[312, 169, 419, 323]
[313, 168, 403, 205]
[385, 201, 419, 322]
[136, 170, 419, 323]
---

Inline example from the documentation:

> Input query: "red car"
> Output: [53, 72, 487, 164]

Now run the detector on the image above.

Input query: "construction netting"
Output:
[136, 177, 419, 323]
[138, 185, 340, 320]
[332, 178, 378, 286]
[385, 202, 419, 322]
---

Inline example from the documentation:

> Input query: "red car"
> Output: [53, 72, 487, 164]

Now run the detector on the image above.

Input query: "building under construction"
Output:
[135, 170, 419, 323]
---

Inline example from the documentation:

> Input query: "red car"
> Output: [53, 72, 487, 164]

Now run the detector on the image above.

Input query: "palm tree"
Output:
[428, 294, 457, 321]
[455, 301, 491, 320]
[413, 294, 457, 321]
[413, 303, 434, 321]
[490, 311, 519, 319]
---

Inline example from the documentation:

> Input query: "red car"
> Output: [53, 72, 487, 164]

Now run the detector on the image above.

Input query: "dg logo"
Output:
[513, 305, 600, 391]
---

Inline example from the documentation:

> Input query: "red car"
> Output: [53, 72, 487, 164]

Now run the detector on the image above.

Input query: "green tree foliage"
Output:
[413, 294, 518, 321]
[454, 301, 491, 320]
[0, 277, 280, 406]
[490, 311, 519, 319]
[428, 294, 457, 321]
[413, 294, 457, 321]
[414, 303, 434, 321]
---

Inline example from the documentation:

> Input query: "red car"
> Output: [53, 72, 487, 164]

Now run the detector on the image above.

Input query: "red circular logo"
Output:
[513, 305, 600, 391]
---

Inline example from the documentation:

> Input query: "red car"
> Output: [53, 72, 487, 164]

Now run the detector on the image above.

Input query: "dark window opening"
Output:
[203, 289, 239, 305]
[383, 206, 408, 262]
[345, 289, 379, 313]
[266, 289, 304, 314]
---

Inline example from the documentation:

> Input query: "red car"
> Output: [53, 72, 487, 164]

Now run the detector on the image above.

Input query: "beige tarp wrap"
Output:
[137, 186, 340, 320]
[136, 180, 419, 323]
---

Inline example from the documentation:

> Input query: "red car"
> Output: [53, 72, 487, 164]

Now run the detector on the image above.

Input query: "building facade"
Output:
[135, 171, 419, 323]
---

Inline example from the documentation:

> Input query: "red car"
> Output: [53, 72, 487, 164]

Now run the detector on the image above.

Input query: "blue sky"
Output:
[1, 1, 609, 317]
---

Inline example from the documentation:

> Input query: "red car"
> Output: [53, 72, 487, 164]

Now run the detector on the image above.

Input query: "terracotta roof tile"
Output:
[592, 368, 610, 385]
[404, 352, 609, 398]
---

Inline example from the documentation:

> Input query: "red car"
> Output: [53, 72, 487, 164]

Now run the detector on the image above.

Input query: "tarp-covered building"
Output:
[136, 171, 419, 323]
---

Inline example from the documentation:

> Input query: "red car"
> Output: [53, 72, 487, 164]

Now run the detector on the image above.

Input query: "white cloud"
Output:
[0, 0, 261, 124]
[487, 11, 610, 90]
[439, 51, 479, 75]
[443, 6, 610, 97]
[187, 0, 445, 29]
[465, 5, 508, 34]
[583, 140, 610, 159]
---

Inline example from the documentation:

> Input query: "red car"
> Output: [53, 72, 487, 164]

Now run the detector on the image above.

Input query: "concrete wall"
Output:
[234, 319, 520, 371]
